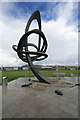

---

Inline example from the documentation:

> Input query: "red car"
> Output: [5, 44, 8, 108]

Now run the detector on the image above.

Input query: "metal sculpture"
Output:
[12, 10, 52, 84]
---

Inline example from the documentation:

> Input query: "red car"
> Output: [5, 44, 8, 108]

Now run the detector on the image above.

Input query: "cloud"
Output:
[0, 49, 23, 66]
[0, 14, 26, 66]
[41, 19, 78, 65]
[0, 2, 78, 66]
[38, 2, 78, 65]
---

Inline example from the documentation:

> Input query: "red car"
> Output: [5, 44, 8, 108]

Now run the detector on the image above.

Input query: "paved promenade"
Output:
[2, 77, 78, 118]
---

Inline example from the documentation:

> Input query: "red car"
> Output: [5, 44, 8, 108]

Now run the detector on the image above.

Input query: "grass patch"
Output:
[2, 70, 80, 83]
[2, 71, 34, 82]
[58, 70, 80, 74]
[39, 71, 56, 77]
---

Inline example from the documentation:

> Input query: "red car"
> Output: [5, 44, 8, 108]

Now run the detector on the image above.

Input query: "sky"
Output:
[0, 1, 79, 67]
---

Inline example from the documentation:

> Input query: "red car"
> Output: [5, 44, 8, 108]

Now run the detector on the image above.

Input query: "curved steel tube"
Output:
[12, 11, 52, 84]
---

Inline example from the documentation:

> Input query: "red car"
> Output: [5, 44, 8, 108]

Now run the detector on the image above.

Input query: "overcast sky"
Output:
[0, 1, 79, 67]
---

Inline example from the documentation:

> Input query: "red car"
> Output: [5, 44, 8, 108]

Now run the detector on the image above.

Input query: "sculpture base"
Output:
[21, 82, 32, 87]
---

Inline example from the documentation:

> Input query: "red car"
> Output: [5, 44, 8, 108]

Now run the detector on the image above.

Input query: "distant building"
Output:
[3, 67, 13, 71]
[2, 66, 23, 71]
[22, 65, 42, 71]
[1, 65, 78, 71]
[41, 66, 53, 70]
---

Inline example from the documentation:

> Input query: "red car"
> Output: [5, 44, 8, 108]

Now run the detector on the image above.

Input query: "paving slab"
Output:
[2, 77, 78, 118]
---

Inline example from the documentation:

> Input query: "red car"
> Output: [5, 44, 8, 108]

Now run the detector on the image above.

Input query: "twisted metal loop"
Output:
[12, 11, 48, 63]
[12, 11, 51, 84]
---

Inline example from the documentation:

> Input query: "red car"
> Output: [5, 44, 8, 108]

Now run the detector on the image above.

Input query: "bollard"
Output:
[2, 77, 8, 86]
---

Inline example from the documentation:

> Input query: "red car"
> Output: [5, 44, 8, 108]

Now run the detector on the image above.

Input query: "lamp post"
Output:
[77, 63, 80, 85]
[76, 63, 79, 85]
[56, 64, 59, 79]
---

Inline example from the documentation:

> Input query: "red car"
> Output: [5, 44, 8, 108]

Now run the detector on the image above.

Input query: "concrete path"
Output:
[2, 77, 78, 118]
